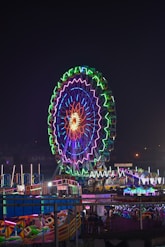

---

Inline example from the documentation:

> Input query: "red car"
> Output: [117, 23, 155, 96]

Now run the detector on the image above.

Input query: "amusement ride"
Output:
[0, 65, 117, 245]
[47, 65, 116, 175]
[0, 65, 165, 245]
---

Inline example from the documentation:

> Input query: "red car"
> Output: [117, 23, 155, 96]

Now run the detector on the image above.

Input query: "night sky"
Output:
[1, 2, 165, 161]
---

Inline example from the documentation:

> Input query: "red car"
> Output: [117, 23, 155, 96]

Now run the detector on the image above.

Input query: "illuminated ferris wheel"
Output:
[47, 65, 116, 170]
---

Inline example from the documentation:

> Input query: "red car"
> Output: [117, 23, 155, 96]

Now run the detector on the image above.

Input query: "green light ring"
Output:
[47, 65, 116, 162]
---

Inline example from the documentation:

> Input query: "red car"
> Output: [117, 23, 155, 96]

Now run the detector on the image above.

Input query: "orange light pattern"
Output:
[64, 102, 86, 140]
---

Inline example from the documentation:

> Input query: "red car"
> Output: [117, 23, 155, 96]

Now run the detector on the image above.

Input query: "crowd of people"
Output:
[79, 203, 165, 236]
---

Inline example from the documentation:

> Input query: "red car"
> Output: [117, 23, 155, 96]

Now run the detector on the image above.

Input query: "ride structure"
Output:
[0, 65, 117, 245]
[47, 65, 117, 177]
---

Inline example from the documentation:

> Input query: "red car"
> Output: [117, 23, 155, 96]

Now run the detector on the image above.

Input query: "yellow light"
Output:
[69, 112, 80, 131]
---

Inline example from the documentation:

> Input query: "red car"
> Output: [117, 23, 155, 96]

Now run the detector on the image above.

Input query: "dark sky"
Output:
[1, 1, 165, 160]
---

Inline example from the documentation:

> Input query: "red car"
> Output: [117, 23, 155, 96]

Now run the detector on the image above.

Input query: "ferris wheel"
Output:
[47, 65, 116, 171]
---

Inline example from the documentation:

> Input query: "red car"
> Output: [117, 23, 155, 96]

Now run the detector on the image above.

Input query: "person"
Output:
[97, 216, 104, 234]
[101, 212, 107, 226]
[104, 215, 111, 232]
[87, 213, 94, 234]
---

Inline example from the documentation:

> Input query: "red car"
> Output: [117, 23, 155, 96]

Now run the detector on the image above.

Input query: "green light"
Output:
[47, 65, 116, 169]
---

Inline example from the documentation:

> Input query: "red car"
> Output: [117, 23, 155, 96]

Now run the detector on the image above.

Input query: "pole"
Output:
[38, 163, 41, 183]
[20, 164, 24, 186]
[3, 189, 7, 222]
[30, 163, 33, 186]
[75, 205, 78, 247]
[54, 203, 58, 247]
[11, 165, 16, 187]
[139, 198, 143, 230]
[41, 198, 45, 244]
[1, 164, 4, 188]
